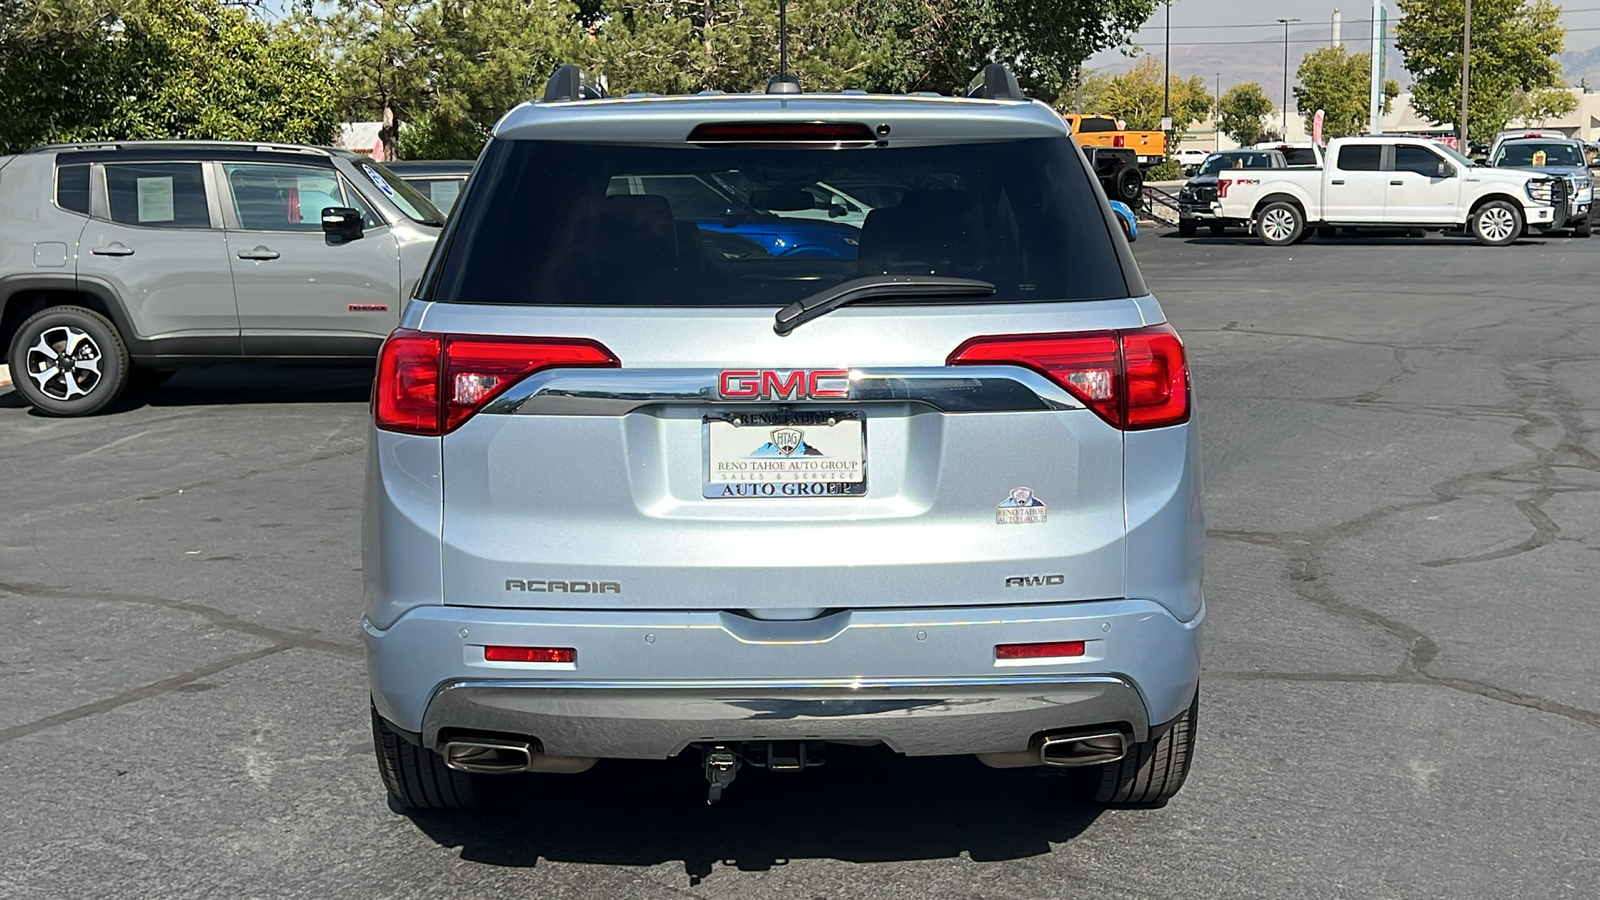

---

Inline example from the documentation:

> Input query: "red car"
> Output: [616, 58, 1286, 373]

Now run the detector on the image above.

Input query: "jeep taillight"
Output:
[947, 324, 1190, 430]
[374, 329, 619, 435]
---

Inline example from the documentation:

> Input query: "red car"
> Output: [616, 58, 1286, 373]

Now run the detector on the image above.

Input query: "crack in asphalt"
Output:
[0, 644, 292, 745]
[1202, 327, 1600, 731]
[0, 580, 361, 660]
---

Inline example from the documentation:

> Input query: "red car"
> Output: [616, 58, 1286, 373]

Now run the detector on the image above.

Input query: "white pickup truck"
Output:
[1213, 136, 1568, 246]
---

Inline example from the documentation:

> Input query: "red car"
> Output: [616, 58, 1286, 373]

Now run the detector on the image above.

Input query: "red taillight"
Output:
[687, 121, 877, 143]
[1113, 135, 1125, 147]
[948, 324, 1190, 431]
[484, 646, 576, 663]
[373, 329, 619, 435]
[996, 641, 1086, 660]
[1216, 178, 1231, 198]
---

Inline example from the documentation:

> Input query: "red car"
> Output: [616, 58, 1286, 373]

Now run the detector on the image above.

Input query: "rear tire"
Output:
[1469, 200, 1522, 246]
[1114, 165, 1143, 203]
[1178, 220, 1197, 237]
[1094, 689, 1198, 807]
[1574, 220, 1592, 237]
[1207, 223, 1226, 236]
[372, 706, 480, 809]
[6, 305, 129, 417]
[1255, 201, 1304, 246]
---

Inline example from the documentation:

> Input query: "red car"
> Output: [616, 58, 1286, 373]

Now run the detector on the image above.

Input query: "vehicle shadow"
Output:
[402, 745, 1104, 883]
[119, 365, 374, 411]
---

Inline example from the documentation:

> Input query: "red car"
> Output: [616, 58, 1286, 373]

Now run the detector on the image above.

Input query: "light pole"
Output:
[1277, 17, 1302, 138]
[1162, 2, 1173, 145]
[1215, 72, 1221, 150]
[1460, 0, 1472, 149]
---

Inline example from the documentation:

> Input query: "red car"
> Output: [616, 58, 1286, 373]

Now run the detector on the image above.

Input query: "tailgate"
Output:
[434, 301, 1143, 613]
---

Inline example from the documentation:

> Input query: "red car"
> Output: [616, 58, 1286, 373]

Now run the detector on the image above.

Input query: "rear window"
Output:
[1200, 152, 1278, 175]
[428, 137, 1129, 307]
[1336, 145, 1382, 171]
[1278, 147, 1319, 167]
[1075, 118, 1118, 134]
[56, 163, 90, 214]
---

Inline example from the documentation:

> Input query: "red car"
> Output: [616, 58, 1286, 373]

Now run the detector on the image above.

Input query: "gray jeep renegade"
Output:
[0, 141, 444, 416]
[365, 65, 1204, 809]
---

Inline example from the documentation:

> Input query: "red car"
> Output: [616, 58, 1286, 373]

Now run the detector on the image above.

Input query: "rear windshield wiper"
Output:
[773, 275, 997, 336]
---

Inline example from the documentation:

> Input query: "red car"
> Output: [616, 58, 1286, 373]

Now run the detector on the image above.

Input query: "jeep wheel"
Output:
[1094, 689, 1198, 807]
[1178, 220, 1197, 238]
[1255, 201, 1304, 246]
[7, 306, 129, 417]
[1470, 200, 1522, 246]
[372, 706, 481, 809]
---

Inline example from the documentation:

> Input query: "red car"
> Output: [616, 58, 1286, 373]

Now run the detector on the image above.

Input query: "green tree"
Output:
[1397, 0, 1574, 142]
[1079, 56, 1214, 142]
[1216, 82, 1273, 146]
[1293, 46, 1399, 139]
[0, 0, 339, 153]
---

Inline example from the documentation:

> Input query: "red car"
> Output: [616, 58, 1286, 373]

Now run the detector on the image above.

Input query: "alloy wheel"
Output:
[1479, 207, 1517, 243]
[1261, 208, 1297, 243]
[25, 325, 105, 401]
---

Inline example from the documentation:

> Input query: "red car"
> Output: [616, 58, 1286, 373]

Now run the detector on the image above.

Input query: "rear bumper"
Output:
[366, 599, 1203, 759]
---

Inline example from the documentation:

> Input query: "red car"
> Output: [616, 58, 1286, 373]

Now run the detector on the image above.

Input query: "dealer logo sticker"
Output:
[996, 487, 1048, 525]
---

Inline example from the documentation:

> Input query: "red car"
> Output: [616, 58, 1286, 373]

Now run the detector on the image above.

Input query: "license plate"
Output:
[703, 411, 865, 499]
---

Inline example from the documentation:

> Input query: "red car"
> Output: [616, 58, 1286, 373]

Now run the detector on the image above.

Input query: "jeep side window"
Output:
[1335, 145, 1382, 172]
[104, 162, 211, 228]
[56, 164, 91, 215]
[223, 163, 347, 231]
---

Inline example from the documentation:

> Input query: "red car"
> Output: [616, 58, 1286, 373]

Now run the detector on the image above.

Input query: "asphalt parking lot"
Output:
[3, 227, 1598, 898]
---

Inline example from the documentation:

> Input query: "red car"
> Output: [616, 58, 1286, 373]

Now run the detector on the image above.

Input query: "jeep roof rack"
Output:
[965, 63, 1025, 101]
[541, 64, 607, 103]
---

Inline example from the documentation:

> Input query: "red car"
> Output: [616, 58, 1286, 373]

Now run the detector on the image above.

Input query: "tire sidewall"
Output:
[7, 307, 130, 417]
[1471, 201, 1522, 247]
[1116, 166, 1143, 202]
[1256, 202, 1304, 246]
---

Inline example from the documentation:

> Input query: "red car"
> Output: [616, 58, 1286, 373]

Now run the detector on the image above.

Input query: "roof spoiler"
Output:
[541, 65, 607, 103]
[966, 63, 1025, 101]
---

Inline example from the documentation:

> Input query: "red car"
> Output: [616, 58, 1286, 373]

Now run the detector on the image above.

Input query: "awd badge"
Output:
[996, 487, 1048, 525]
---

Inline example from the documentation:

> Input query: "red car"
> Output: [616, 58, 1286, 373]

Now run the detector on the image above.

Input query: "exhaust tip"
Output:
[443, 739, 533, 774]
[1039, 731, 1128, 767]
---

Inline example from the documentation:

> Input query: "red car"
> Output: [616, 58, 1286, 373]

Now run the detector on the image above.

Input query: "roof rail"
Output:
[541, 64, 607, 103]
[966, 63, 1025, 101]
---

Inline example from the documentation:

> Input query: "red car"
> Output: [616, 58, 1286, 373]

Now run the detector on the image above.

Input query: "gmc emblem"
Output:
[718, 369, 850, 400]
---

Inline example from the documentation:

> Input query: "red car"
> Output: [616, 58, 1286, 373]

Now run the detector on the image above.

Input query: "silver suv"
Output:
[365, 65, 1204, 809]
[0, 141, 444, 416]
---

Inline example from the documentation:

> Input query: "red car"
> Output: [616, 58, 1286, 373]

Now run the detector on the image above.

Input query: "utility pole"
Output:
[1277, 18, 1302, 138]
[1215, 72, 1221, 150]
[1460, 0, 1472, 149]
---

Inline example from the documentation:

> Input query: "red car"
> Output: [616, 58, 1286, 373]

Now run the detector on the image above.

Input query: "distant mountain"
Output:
[1561, 45, 1600, 88]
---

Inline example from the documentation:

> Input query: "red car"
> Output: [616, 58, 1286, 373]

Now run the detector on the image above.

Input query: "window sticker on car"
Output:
[362, 164, 397, 198]
[136, 177, 176, 223]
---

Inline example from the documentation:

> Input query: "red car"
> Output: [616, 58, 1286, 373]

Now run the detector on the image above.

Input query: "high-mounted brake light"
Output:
[948, 324, 1190, 431]
[687, 121, 878, 144]
[374, 329, 619, 435]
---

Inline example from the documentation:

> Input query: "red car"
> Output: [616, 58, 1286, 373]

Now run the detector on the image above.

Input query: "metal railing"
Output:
[1140, 185, 1181, 225]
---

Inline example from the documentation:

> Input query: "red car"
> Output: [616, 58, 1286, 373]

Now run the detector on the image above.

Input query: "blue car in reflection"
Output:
[613, 174, 861, 259]
[1110, 200, 1138, 241]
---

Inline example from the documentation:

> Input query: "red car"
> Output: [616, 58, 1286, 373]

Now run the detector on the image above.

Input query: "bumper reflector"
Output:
[485, 646, 576, 664]
[995, 640, 1086, 661]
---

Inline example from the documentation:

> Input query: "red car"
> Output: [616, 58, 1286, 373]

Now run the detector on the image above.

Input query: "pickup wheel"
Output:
[1470, 200, 1523, 246]
[6, 305, 130, 417]
[1094, 689, 1198, 807]
[1113, 165, 1143, 203]
[1256, 201, 1304, 246]
[371, 706, 481, 809]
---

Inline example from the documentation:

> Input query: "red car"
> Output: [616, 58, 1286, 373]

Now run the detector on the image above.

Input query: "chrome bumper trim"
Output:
[481, 366, 1084, 417]
[420, 674, 1149, 758]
